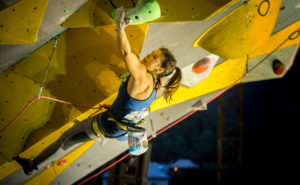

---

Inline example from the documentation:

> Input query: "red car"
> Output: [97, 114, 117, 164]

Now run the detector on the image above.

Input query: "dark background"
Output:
[77, 50, 299, 185]
[151, 49, 300, 184]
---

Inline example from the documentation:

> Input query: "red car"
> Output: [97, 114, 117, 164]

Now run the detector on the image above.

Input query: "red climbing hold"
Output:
[58, 159, 67, 166]
[272, 59, 285, 75]
[192, 58, 211, 74]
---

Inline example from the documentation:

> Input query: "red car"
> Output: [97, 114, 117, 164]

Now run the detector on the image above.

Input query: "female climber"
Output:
[14, 7, 182, 175]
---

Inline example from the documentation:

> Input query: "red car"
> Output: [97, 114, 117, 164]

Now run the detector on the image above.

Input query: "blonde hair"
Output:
[157, 48, 182, 103]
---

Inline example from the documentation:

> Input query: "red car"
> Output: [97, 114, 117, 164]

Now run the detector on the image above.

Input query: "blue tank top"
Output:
[100, 74, 157, 138]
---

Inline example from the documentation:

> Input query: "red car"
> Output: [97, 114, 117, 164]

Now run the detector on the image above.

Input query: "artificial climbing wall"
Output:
[1, 0, 300, 184]
[0, 0, 236, 164]
[0, 24, 148, 162]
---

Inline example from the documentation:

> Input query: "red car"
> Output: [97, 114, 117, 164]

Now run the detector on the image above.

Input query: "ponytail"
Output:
[163, 67, 182, 103]
[157, 48, 182, 103]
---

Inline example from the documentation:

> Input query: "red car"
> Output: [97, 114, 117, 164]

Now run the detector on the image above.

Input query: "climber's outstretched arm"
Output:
[115, 8, 147, 80]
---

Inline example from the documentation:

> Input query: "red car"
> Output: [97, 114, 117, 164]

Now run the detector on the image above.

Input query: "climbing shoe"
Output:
[14, 156, 38, 175]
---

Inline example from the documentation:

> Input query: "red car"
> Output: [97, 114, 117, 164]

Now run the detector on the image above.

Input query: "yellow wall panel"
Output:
[0, 0, 49, 44]
[250, 20, 300, 59]
[0, 24, 148, 166]
[1, 56, 246, 179]
[0, 94, 116, 181]
[154, 0, 235, 22]
[61, 0, 127, 28]
[194, 0, 281, 59]
[0, 72, 55, 163]
[151, 57, 247, 112]
[24, 141, 95, 185]
[61, 0, 236, 28]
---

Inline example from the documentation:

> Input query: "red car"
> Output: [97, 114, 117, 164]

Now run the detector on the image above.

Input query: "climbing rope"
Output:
[76, 28, 300, 185]
[0, 95, 111, 135]
[0, 35, 111, 135]
[38, 35, 60, 99]
[1, 26, 299, 183]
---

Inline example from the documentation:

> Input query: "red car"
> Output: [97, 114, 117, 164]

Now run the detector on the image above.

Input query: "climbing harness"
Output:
[92, 120, 105, 138]
[77, 28, 300, 185]
[107, 108, 146, 133]
[2, 23, 299, 183]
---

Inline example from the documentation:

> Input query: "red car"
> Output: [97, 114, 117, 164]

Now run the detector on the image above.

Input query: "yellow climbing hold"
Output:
[193, 0, 281, 59]
[0, 0, 49, 44]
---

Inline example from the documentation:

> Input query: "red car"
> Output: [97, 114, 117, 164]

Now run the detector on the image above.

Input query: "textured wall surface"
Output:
[0, 0, 300, 184]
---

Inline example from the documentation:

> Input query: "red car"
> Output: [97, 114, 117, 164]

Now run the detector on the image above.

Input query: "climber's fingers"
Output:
[115, 7, 128, 27]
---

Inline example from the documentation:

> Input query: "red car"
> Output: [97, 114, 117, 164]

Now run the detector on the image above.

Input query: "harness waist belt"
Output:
[107, 109, 146, 133]
[92, 116, 127, 138]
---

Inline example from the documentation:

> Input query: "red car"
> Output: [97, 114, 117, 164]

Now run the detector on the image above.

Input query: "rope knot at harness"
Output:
[100, 104, 111, 110]
[88, 104, 112, 118]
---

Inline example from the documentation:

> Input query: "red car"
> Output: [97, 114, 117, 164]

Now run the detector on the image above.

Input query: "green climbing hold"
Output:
[120, 72, 131, 80]
[64, 8, 69, 13]
[111, 0, 161, 25]
[3, 160, 12, 165]
[29, 156, 36, 160]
